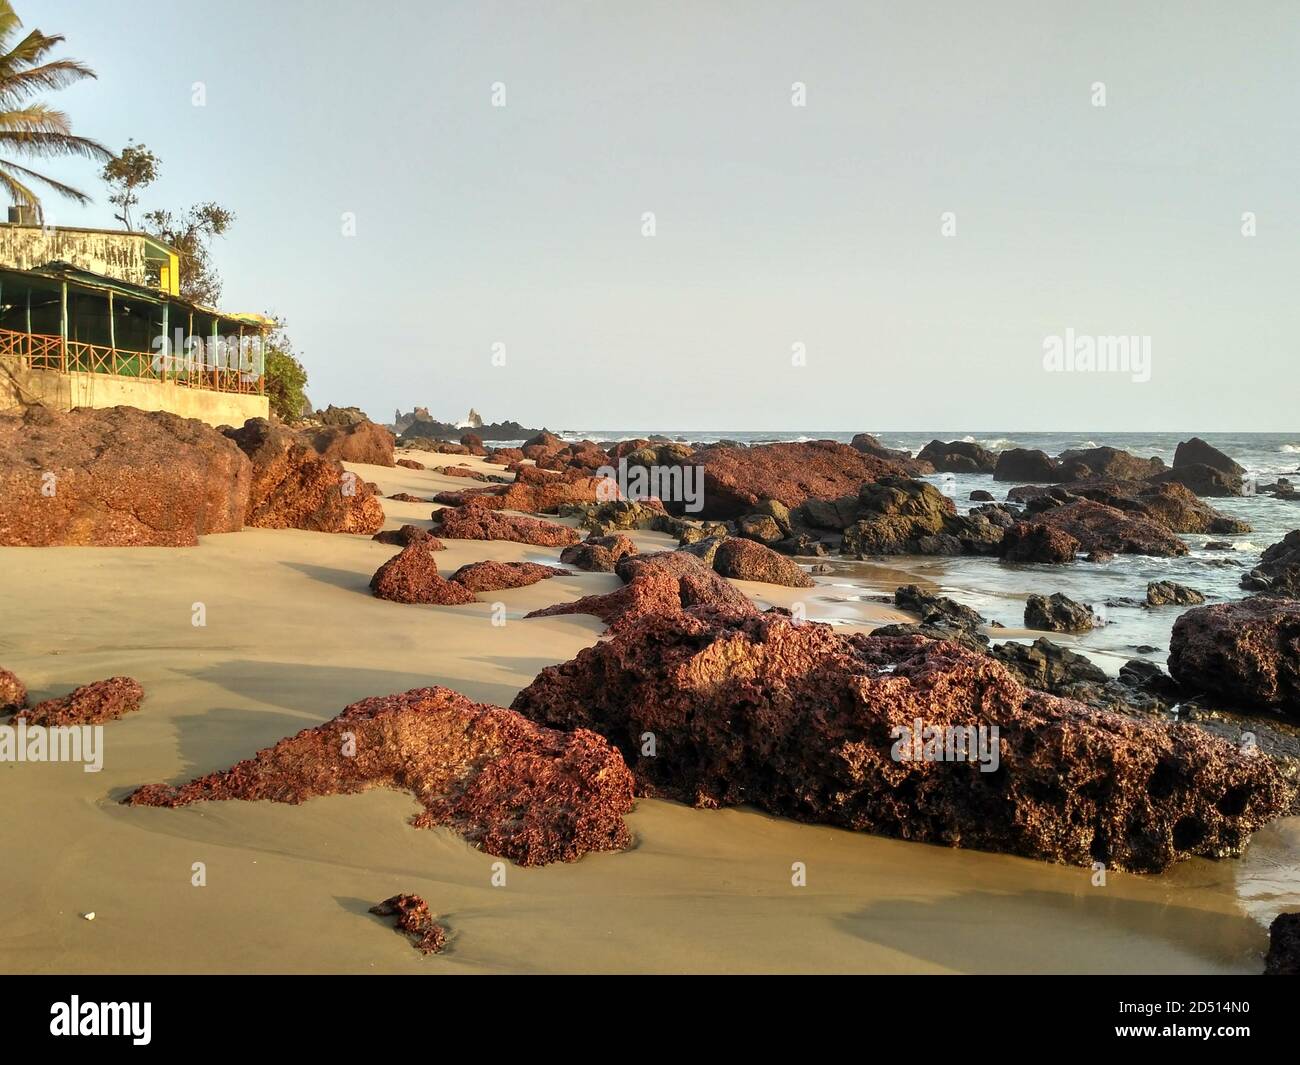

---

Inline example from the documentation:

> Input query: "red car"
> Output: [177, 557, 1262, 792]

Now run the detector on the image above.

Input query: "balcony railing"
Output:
[0, 327, 264, 395]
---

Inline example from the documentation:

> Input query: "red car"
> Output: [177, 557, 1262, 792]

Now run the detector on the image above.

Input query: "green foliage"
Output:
[262, 317, 309, 421]
[143, 202, 235, 306]
[101, 140, 158, 229]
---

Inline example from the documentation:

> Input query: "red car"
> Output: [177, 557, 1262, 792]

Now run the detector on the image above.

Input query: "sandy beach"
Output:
[1, 449, 1295, 975]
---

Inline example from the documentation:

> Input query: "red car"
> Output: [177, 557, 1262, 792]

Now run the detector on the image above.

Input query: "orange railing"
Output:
[0, 327, 264, 394]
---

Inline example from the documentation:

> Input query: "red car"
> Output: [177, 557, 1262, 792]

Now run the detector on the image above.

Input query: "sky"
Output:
[32, 0, 1300, 432]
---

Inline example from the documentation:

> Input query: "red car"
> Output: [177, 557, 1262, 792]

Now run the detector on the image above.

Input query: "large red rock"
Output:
[527, 550, 754, 626]
[689, 441, 904, 518]
[125, 685, 635, 867]
[432, 503, 581, 547]
[511, 609, 1294, 872]
[0, 405, 250, 546]
[224, 418, 384, 534]
[1018, 498, 1187, 557]
[12, 676, 144, 726]
[370, 543, 476, 604]
[999, 522, 1081, 563]
[1168, 599, 1300, 714]
[1052, 480, 1248, 535]
[448, 560, 568, 592]
[301, 420, 395, 466]
[713, 537, 815, 587]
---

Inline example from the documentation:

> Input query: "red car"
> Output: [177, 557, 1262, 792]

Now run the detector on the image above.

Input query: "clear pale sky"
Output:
[36, 1, 1300, 431]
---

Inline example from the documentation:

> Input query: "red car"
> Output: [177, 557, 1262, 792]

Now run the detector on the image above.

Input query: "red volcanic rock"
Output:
[449, 560, 569, 592]
[560, 533, 639, 572]
[713, 537, 815, 587]
[1056, 446, 1166, 482]
[999, 522, 1081, 563]
[0, 405, 250, 546]
[372, 524, 443, 549]
[432, 503, 582, 547]
[225, 419, 384, 534]
[610, 439, 652, 459]
[527, 550, 754, 626]
[1023, 498, 1187, 557]
[439, 465, 490, 480]
[486, 448, 525, 465]
[690, 441, 904, 518]
[511, 610, 1294, 872]
[1168, 599, 1300, 714]
[126, 685, 635, 867]
[388, 492, 429, 503]
[0, 668, 27, 713]
[369, 894, 447, 955]
[435, 468, 606, 513]
[1053, 480, 1248, 535]
[536, 442, 614, 473]
[370, 543, 476, 604]
[301, 421, 395, 466]
[396, 458, 426, 470]
[13, 676, 143, 726]
[460, 432, 484, 449]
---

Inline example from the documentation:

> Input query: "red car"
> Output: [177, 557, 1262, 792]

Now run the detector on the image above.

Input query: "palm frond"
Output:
[0, 162, 41, 208]
[0, 59, 97, 104]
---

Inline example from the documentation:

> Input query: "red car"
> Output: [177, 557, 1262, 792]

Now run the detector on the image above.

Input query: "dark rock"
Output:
[126, 685, 635, 867]
[0, 667, 27, 713]
[713, 537, 816, 587]
[917, 439, 997, 474]
[11, 677, 143, 726]
[1025, 593, 1094, 633]
[989, 637, 1107, 691]
[840, 476, 958, 556]
[1051, 479, 1248, 535]
[850, 433, 933, 474]
[999, 522, 1080, 564]
[1265, 913, 1300, 975]
[369, 894, 447, 955]
[1146, 581, 1206, 607]
[372, 525, 443, 549]
[1174, 437, 1245, 477]
[511, 609, 1294, 872]
[1242, 531, 1300, 596]
[736, 513, 786, 545]
[1151, 463, 1243, 498]
[970, 489, 994, 502]
[1085, 550, 1115, 563]
[1169, 599, 1300, 713]
[559, 533, 639, 572]
[994, 449, 1060, 483]
[1057, 446, 1166, 482]
[1014, 498, 1188, 557]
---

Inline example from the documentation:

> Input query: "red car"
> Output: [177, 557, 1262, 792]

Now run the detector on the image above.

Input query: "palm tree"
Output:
[0, 1, 110, 217]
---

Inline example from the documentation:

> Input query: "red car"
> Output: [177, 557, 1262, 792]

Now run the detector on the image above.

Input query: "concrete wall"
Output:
[0, 356, 268, 427]
[0, 226, 160, 289]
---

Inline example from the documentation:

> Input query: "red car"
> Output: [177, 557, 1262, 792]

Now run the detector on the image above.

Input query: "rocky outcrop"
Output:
[1151, 464, 1242, 497]
[1057, 446, 1165, 482]
[126, 685, 635, 867]
[0, 667, 27, 713]
[396, 458, 426, 470]
[1146, 581, 1205, 607]
[431, 503, 582, 547]
[372, 525, 443, 549]
[989, 638, 1107, 693]
[917, 439, 996, 474]
[0, 405, 250, 546]
[851, 433, 933, 474]
[526, 550, 754, 627]
[11, 677, 143, 726]
[994, 448, 1059, 483]
[369, 543, 477, 605]
[1266, 913, 1300, 975]
[1025, 592, 1094, 633]
[300, 420, 395, 467]
[837, 476, 1005, 557]
[1168, 599, 1300, 714]
[1242, 531, 1300, 596]
[712, 537, 815, 587]
[999, 522, 1080, 563]
[511, 609, 1293, 872]
[447, 560, 568, 592]
[687, 441, 903, 518]
[1010, 498, 1187, 557]
[369, 894, 447, 955]
[225, 419, 384, 534]
[1055, 479, 1248, 533]
[559, 533, 639, 572]
[1174, 437, 1244, 476]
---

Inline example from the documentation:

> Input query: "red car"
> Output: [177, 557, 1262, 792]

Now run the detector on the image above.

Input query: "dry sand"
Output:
[0, 449, 1296, 974]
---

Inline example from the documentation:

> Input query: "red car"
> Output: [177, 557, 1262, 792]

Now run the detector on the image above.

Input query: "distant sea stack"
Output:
[393, 407, 543, 442]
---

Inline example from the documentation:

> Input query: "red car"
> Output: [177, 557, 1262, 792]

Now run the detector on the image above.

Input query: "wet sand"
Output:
[0, 451, 1296, 974]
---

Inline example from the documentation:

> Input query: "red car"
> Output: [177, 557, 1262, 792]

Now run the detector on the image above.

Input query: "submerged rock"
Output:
[511, 609, 1293, 872]
[1169, 599, 1300, 714]
[0, 405, 250, 546]
[431, 503, 582, 547]
[1010, 498, 1187, 557]
[1025, 592, 1095, 633]
[1242, 531, 1300, 596]
[12, 677, 143, 726]
[369, 894, 447, 955]
[126, 685, 635, 867]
